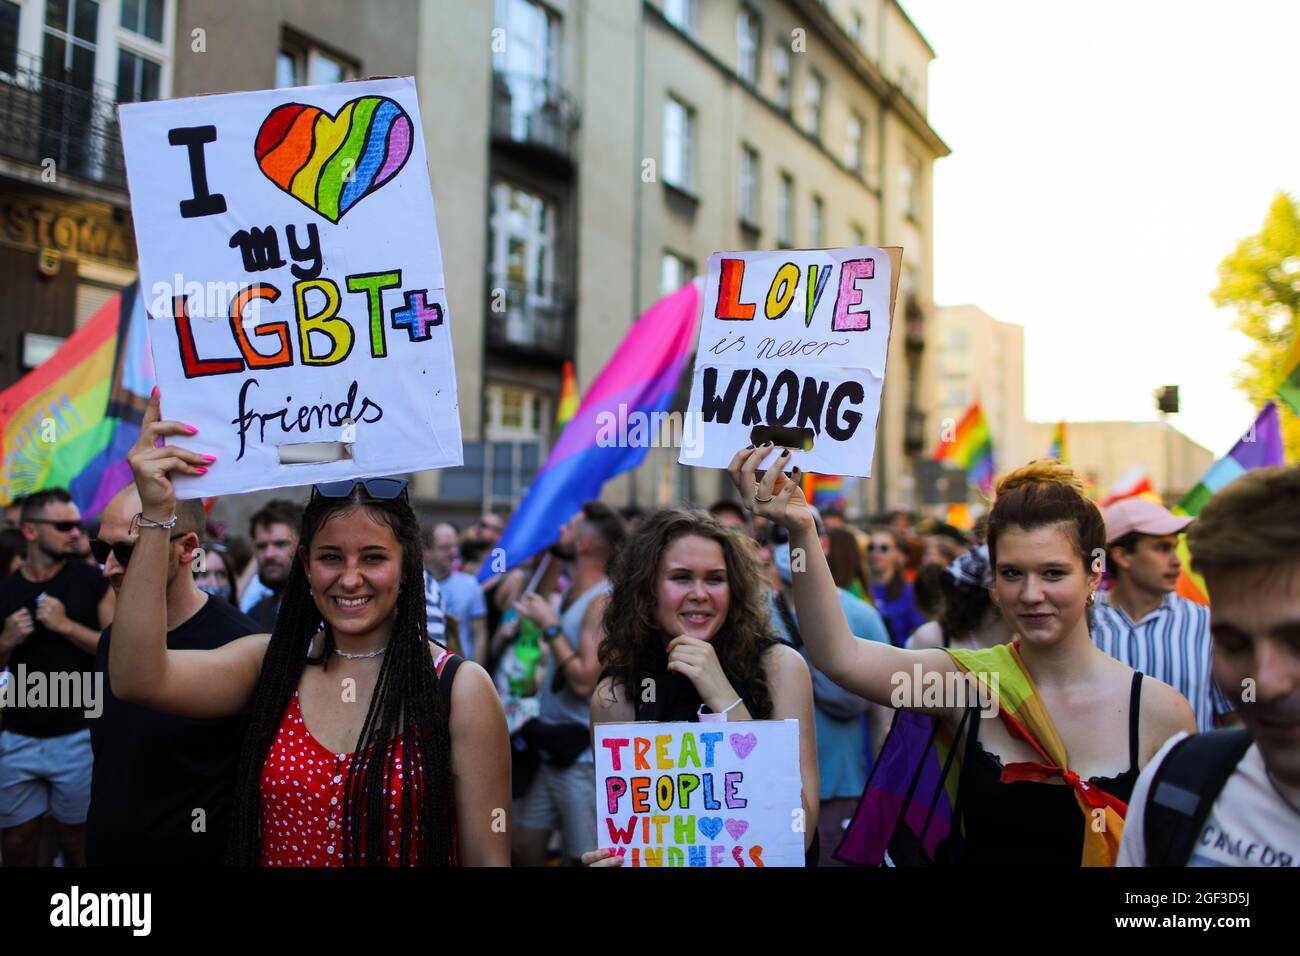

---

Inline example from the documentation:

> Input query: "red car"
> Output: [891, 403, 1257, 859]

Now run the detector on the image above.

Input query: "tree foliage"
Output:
[1210, 191, 1300, 459]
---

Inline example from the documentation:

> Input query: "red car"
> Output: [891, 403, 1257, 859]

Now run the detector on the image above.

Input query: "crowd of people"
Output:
[0, 392, 1295, 869]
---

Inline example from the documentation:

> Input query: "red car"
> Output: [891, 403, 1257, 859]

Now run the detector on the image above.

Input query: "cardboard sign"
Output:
[118, 77, 461, 498]
[680, 246, 900, 476]
[593, 719, 805, 867]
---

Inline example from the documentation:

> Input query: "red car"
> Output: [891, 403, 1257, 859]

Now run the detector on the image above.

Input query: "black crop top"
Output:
[954, 671, 1143, 866]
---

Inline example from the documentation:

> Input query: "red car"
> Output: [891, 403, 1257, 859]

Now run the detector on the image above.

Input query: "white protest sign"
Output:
[592, 719, 804, 867]
[118, 76, 461, 498]
[680, 246, 900, 476]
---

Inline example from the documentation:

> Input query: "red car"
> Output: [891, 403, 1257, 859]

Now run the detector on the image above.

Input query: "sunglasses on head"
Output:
[27, 519, 84, 533]
[312, 477, 409, 501]
[91, 533, 186, 567]
[869, 543, 894, 553]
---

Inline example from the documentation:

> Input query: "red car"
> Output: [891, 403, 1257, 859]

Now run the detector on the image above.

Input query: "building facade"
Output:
[1025, 419, 1214, 506]
[3, 0, 947, 533]
[929, 303, 1027, 497]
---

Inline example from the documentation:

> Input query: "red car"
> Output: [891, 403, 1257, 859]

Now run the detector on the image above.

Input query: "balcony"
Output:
[0, 53, 126, 192]
[904, 294, 925, 353]
[904, 403, 927, 455]
[490, 70, 578, 171]
[484, 273, 573, 362]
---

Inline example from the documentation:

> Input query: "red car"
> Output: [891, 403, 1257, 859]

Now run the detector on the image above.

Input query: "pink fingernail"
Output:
[185, 424, 199, 434]
[202, 454, 217, 463]
[195, 466, 208, 474]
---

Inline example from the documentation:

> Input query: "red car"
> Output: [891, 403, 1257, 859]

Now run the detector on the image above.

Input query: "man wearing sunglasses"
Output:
[0, 489, 114, 866]
[84, 484, 256, 866]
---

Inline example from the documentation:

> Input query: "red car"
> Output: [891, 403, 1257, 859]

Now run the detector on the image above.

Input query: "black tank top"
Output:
[634, 670, 821, 868]
[955, 671, 1144, 866]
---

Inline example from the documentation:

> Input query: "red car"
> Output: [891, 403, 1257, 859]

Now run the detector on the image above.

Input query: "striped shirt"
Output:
[1092, 591, 1232, 732]
[422, 570, 447, 643]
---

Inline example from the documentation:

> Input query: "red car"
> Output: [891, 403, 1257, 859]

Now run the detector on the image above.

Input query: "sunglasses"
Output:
[312, 477, 409, 501]
[868, 543, 894, 553]
[26, 519, 84, 533]
[91, 533, 186, 567]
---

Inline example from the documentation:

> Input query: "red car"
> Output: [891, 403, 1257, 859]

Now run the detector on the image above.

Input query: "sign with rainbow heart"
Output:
[592, 719, 805, 867]
[117, 77, 461, 498]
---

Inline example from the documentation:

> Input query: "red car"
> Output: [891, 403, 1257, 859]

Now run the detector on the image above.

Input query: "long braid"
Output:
[227, 489, 456, 866]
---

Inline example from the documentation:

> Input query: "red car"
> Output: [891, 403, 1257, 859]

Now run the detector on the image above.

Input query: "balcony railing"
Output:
[0, 52, 126, 190]
[485, 274, 573, 360]
[904, 403, 927, 455]
[490, 70, 578, 163]
[904, 294, 925, 352]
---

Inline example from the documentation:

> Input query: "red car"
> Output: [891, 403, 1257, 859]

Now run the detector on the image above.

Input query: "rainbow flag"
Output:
[935, 400, 994, 495]
[480, 280, 702, 580]
[1278, 325, 1300, 414]
[1173, 402, 1285, 604]
[554, 360, 579, 441]
[1047, 420, 1068, 462]
[0, 283, 153, 515]
[810, 474, 854, 510]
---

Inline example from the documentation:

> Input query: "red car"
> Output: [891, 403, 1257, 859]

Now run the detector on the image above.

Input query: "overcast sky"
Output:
[901, 0, 1296, 455]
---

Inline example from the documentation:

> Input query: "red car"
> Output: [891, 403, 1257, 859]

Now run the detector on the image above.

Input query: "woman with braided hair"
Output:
[108, 390, 510, 866]
[730, 445, 1195, 866]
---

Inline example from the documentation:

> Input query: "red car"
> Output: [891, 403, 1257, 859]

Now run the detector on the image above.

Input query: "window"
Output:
[276, 41, 357, 89]
[810, 195, 825, 247]
[0, 1, 19, 74]
[661, 251, 696, 296]
[43, 0, 100, 90]
[494, 0, 561, 140]
[777, 172, 794, 247]
[116, 48, 160, 102]
[772, 43, 790, 111]
[662, 96, 695, 191]
[902, 152, 923, 220]
[739, 145, 759, 227]
[804, 70, 823, 139]
[120, 0, 163, 41]
[663, 0, 695, 32]
[845, 112, 863, 173]
[488, 385, 548, 438]
[737, 6, 761, 86]
[489, 181, 555, 295]
[850, 223, 865, 247]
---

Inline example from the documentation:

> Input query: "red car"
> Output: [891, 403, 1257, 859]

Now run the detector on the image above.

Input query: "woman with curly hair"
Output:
[582, 508, 819, 866]
[731, 446, 1195, 866]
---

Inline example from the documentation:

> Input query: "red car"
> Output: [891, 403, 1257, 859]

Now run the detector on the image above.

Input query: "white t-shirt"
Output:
[1119, 732, 1300, 867]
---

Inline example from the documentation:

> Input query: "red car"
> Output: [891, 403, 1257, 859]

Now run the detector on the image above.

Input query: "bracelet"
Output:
[697, 697, 743, 723]
[132, 512, 178, 531]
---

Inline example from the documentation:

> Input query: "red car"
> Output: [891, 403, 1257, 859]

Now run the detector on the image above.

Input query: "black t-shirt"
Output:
[87, 595, 256, 867]
[0, 561, 109, 737]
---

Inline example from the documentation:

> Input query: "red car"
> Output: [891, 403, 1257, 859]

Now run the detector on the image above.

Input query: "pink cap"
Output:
[1103, 498, 1192, 543]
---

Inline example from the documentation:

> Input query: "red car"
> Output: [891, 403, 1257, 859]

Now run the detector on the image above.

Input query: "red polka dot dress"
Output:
[258, 650, 455, 866]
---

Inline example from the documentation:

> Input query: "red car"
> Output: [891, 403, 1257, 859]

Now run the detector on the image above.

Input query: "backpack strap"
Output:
[1142, 729, 1252, 866]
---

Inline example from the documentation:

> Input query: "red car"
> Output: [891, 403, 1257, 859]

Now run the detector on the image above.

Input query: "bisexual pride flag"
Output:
[482, 281, 702, 579]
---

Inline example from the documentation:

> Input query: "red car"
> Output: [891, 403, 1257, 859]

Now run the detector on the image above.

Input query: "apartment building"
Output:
[2, 0, 947, 527]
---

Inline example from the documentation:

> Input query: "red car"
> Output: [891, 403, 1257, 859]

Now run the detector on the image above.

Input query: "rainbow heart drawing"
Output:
[254, 95, 414, 223]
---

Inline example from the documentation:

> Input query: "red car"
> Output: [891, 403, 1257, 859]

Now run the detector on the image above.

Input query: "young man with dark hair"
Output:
[244, 499, 303, 631]
[0, 488, 114, 866]
[86, 485, 255, 865]
[1120, 466, 1300, 866]
[512, 501, 626, 865]
[1093, 497, 1233, 732]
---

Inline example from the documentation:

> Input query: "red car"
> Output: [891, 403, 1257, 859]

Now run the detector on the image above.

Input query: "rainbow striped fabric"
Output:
[481, 281, 702, 580]
[835, 642, 1128, 867]
[0, 283, 153, 514]
[1174, 402, 1285, 604]
[810, 474, 854, 509]
[935, 400, 995, 495]
[1048, 420, 1068, 462]
[554, 360, 579, 441]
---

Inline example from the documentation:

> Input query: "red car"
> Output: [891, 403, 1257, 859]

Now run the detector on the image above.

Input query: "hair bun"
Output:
[995, 459, 1085, 497]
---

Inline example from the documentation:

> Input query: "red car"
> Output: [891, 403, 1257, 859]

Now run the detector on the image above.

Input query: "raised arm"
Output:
[727, 446, 958, 715]
[110, 389, 268, 718]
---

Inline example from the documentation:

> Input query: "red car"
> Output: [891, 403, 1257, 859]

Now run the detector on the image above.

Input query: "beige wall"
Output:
[933, 304, 1027, 484]
[1025, 420, 1215, 505]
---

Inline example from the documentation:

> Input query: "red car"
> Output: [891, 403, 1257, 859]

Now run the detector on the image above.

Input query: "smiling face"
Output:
[305, 507, 404, 640]
[991, 522, 1098, 647]
[653, 534, 730, 642]
[1208, 562, 1300, 786]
